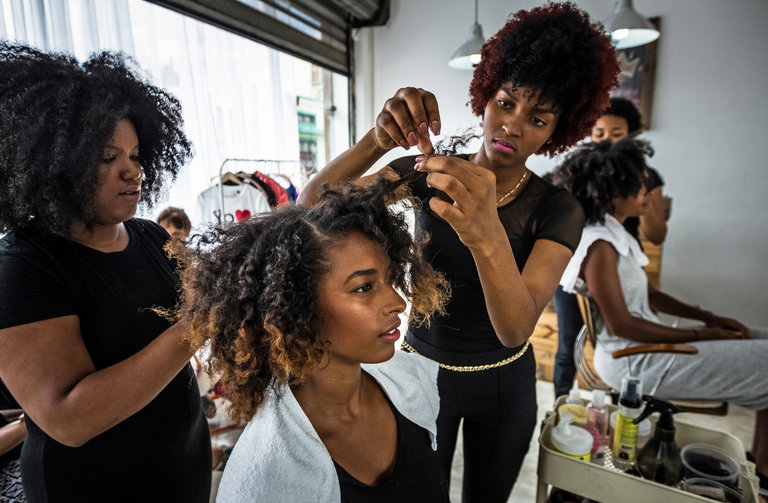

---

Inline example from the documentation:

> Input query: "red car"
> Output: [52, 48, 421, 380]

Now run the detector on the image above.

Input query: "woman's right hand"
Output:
[374, 87, 441, 154]
[698, 326, 748, 341]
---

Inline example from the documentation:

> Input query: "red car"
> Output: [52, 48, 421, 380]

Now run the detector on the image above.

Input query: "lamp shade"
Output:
[449, 22, 485, 69]
[604, 0, 659, 49]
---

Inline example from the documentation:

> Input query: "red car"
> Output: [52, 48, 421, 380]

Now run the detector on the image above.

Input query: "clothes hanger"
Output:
[219, 171, 245, 186]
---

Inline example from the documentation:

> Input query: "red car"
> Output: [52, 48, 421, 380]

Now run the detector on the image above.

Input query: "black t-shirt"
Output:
[0, 219, 211, 502]
[334, 398, 449, 502]
[390, 155, 585, 353]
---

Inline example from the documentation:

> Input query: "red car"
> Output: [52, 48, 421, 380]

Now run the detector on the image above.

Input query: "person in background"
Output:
[0, 381, 25, 502]
[157, 206, 192, 242]
[553, 96, 667, 398]
[591, 97, 667, 244]
[554, 139, 767, 492]
[298, 3, 620, 500]
[174, 178, 451, 502]
[0, 42, 210, 502]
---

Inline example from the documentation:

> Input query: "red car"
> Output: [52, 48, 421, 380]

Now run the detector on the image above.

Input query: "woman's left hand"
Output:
[415, 155, 505, 253]
[703, 313, 752, 339]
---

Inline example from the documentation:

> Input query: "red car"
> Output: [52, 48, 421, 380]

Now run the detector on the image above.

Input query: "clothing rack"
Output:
[217, 158, 302, 221]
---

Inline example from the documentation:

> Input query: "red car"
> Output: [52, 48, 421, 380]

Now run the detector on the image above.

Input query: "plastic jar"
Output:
[551, 412, 593, 462]
[680, 443, 740, 488]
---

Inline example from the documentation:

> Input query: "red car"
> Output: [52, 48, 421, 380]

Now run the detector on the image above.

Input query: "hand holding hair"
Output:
[415, 155, 505, 254]
[375, 87, 440, 155]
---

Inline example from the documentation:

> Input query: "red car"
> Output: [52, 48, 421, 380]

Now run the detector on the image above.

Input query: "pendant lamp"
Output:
[604, 0, 659, 49]
[448, 0, 485, 70]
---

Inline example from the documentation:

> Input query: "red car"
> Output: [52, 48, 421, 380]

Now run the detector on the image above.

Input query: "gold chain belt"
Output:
[400, 340, 530, 372]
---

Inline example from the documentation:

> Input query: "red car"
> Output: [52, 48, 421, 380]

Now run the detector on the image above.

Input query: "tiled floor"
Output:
[447, 379, 757, 503]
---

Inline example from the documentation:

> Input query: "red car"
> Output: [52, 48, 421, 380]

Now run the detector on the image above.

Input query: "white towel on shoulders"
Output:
[216, 350, 439, 503]
[560, 214, 648, 294]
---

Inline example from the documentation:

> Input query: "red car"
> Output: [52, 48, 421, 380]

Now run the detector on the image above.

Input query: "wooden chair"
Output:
[574, 293, 728, 416]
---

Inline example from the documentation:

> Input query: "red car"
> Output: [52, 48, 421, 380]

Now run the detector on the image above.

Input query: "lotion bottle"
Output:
[566, 381, 585, 405]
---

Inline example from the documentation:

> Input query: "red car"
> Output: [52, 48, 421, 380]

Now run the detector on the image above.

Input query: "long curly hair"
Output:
[172, 177, 449, 421]
[0, 41, 192, 234]
[469, 2, 619, 157]
[551, 139, 653, 224]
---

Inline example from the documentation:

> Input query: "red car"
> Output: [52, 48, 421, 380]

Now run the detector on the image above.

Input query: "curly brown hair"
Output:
[172, 177, 449, 421]
[469, 2, 619, 157]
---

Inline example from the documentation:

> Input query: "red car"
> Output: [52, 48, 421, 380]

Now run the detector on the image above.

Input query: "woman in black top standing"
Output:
[299, 3, 620, 500]
[0, 42, 210, 501]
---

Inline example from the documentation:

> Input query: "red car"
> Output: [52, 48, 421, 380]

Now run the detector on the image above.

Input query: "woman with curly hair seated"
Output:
[553, 139, 768, 488]
[553, 97, 668, 399]
[299, 2, 620, 499]
[0, 42, 210, 501]
[173, 178, 450, 502]
[591, 97, 667, 245]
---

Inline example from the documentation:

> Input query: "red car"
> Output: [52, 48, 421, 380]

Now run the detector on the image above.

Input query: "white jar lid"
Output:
[552, 412, 593, 456]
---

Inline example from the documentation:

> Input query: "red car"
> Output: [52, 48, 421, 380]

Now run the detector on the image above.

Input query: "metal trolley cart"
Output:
[536, 397, 760, 503]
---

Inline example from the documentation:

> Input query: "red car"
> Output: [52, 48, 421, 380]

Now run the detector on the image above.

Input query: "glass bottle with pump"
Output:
[612, 376, 643, 470]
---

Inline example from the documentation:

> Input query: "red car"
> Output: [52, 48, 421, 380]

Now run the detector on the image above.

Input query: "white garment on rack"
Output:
[193, 183, 271, 226]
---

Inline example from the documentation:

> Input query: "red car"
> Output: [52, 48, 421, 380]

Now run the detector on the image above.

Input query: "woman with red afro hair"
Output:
[301, 2, 619, 500]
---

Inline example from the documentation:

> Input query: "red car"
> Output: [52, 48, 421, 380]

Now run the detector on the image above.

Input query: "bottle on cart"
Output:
[566, 381, 585, 405]
[612, 376, 644, 470]
[586, 389, 609, 465]
[635, 396, 684, 486]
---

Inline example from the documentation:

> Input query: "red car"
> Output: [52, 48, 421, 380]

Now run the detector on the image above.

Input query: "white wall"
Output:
[355, 0, 768, 325]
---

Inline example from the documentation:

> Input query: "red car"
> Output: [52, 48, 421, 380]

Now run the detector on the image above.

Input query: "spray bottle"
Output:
[612, 376, 643, 470]
[586, 389, 609, 465]
[635, 396, 684, 486]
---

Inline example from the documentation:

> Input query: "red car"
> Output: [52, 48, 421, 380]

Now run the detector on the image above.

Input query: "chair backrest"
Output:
[573, 294, 611, 392]
[575, 294, 597, 348]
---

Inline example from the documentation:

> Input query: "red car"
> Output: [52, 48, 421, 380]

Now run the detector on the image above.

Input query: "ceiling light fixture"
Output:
[448, 0, 485, 70]
[604, 0, 660, 49]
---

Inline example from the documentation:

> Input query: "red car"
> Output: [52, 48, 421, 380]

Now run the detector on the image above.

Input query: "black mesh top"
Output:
[390, 155, 585, 354]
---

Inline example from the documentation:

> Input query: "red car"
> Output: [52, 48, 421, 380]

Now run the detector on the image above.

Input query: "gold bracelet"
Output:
[400, 340, 530, 372]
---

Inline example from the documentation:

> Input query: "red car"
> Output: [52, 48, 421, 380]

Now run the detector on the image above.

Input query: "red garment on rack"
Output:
[253, 171, 291, 207]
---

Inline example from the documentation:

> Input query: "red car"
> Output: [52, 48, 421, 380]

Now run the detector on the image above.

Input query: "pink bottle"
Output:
[586, 389, 609, 465]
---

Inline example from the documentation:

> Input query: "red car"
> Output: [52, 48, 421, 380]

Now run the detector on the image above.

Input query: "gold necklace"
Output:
[496, 169, 530, 206]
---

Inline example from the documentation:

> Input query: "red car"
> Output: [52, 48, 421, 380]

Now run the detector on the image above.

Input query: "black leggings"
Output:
[435, 348, 537, 503]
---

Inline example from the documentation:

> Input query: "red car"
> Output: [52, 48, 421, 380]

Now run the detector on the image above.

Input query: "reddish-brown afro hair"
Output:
[469, 1, 619, 157]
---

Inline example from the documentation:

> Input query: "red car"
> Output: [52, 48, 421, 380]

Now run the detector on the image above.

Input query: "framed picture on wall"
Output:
[610, 17, 660, 130]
